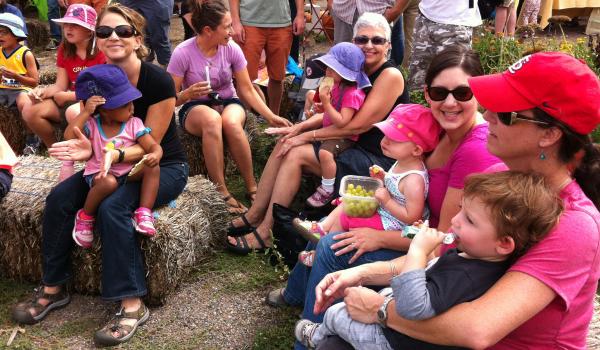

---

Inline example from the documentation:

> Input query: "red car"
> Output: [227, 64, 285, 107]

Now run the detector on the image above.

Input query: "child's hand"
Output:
[1, 67, 18, 79]
[319, 85, 331, 106]
[313, 102, 324, 114]
[374, 187, 391, 206]
[144, 150, 162, 167]
[369, 165, 385, 180]
[84, 96, 106, 115]
[409, 227, 446, 256]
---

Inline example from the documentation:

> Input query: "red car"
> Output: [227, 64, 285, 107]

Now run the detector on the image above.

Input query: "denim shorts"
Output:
[178, 97, 244, 129]
[84, 173, 128, 187]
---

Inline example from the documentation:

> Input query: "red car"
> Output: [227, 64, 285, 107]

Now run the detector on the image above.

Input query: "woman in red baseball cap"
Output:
[314, 51, 600, 349]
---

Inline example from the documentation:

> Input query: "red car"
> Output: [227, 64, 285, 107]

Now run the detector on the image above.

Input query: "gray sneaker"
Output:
[45, 39, 59, 50]
[23, 135, 41, 155]
[294, 319, 319, 349]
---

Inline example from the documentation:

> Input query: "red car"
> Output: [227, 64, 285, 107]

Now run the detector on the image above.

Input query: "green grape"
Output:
[347, 184, 355, 190]
[356, 185, 363, 192]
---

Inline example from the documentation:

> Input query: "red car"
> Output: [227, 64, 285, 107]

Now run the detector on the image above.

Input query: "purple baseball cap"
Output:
[75, 64, 142, 110]
[314, 42, 371, 89]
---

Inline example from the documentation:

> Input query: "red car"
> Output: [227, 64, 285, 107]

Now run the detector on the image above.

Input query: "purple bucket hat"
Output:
[314, 42, 371, 89]
[75, 64, 142, 110]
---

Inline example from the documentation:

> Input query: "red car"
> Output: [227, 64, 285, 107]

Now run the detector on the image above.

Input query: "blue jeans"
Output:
[119, 0, 173, 65]
[282, 233, 405, 350]
[42, 162, 188, 300]
[47, 0, 62, 41]
[391, 16, 405, 66]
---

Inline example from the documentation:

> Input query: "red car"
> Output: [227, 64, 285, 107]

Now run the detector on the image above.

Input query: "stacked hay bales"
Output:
[0, 156, 229, 305]
[180, 110, 264, 177]
[25, 19, 50, 50]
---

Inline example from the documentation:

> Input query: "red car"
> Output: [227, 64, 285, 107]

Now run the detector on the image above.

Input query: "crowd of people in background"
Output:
[0, 0, 598, 349]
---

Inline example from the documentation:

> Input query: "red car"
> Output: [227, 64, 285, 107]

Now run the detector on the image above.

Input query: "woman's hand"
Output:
[48, 127, 92, 161]
[314, 267, 365, 314]
[183, 81, 212, 100]
[331, 228, 383, 264]
[266, 115, 293, 127]
[275, 132, 309, 157]
[344, 286, 385, 324]
[84, 95, 106, 115]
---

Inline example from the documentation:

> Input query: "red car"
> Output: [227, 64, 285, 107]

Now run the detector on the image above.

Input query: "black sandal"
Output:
[12, 286, 71, 325]
[226, 228, 269, 255]
[227, 213, 255, 237]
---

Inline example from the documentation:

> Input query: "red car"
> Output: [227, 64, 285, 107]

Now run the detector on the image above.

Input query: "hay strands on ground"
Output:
[0, 156, 230, 305]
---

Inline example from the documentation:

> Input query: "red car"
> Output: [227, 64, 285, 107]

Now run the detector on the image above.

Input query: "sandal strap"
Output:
[240, 214, 252, 227]
[251, 229, 267, 249]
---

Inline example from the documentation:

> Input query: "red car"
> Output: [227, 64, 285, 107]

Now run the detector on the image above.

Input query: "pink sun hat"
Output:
[52, 4, 97, 31]
[374, 104, 441, 152]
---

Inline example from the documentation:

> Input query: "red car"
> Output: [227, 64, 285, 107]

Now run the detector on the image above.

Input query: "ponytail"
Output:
[190, 0, 227, 34]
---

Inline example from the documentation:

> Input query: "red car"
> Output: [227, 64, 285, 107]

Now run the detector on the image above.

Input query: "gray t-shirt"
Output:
[240, 0, 291, 27]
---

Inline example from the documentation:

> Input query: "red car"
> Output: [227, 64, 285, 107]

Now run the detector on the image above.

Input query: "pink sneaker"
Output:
[306, 186, 334, 208]
[58, 161, 75, 183]
[72, 209, 94, 249]
[298, 250, 316, 267]
[133, 207, 156, 237]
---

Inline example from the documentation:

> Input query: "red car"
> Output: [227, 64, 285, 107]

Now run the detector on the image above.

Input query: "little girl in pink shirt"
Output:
[64, 64, 162, 248]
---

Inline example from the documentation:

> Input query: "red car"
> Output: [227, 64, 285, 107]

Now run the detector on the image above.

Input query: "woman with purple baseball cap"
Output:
[12, 4, 188, 346]
[314, 52, 600, 349]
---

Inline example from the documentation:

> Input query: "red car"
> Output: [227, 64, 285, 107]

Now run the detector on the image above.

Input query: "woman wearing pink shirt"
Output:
[314, 52, 600, 349]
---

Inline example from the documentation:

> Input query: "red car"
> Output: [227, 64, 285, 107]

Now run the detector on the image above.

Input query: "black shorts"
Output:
[0, 168, 13, 200]
[178, 97, 244, 129]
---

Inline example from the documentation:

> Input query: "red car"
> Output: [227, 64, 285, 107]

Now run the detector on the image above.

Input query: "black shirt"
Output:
[356, 60, 410, 157]
[134, 62, 187, 165]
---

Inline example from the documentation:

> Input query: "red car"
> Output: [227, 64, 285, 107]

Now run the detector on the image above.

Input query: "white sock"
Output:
[321, 177, 335, 193]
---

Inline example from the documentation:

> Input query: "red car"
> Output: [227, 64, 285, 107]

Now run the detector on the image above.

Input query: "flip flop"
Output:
[226, 228, 269, 255]
[227, 213, 255, 237]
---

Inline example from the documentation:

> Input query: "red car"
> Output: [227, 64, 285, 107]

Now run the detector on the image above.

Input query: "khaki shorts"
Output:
[241, 25, 293, 82]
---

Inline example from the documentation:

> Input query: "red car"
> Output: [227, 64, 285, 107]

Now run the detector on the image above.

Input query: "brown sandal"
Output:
[94, 303, 150, 347]
[12, 286, 71, 325]
[223, 194, 248, 214]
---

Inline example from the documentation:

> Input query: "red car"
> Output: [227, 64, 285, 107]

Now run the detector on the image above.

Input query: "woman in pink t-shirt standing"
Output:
[167, 0, 291, 214]
[314, 52, 600, 349]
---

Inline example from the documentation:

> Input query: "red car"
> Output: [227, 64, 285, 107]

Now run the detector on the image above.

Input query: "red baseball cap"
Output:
[374, 104, 441, 152]
[468, 52, 600, 135]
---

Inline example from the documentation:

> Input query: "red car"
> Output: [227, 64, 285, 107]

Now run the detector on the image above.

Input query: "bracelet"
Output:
[313, 130, 316, 142]
[117, 149, 125, 163]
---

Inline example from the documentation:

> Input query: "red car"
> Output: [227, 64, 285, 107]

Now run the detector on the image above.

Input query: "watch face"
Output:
[377, 308, 385, 320]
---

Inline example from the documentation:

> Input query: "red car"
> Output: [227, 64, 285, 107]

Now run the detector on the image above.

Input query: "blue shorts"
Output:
[0, 169, 12, 199]
[84, 173, 128, 188]
[178, 97, 244, 129]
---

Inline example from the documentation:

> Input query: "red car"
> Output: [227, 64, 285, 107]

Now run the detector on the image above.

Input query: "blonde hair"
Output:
[463, 171, 563, 261]
[96, 3, 148, 59]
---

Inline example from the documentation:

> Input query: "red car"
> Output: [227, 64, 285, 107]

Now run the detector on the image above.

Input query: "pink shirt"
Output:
[426, 123, 501, 228]
[490, 180, 600, 349]
[83, 116, 149, 177]
[167, 38, 246, 101]
[322, 83, 365, 142]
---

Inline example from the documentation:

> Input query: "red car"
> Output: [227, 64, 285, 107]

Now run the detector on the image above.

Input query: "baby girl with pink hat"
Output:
[295, 104, 441, 266]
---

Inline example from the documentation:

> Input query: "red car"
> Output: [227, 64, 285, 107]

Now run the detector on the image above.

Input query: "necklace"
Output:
[557, 176, 573, 192]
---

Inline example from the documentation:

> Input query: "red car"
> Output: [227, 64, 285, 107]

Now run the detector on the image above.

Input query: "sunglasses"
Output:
[95, 25, 137, 39]
[427, 86, 474, 102]
[497, 112, 550, 126]
[353, 35, 387, 46]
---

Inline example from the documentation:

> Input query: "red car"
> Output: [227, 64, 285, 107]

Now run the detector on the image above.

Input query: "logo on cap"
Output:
[508, 55, 532, 74]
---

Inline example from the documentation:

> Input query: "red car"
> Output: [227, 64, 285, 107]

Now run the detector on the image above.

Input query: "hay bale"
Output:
[0, 105, 26, 154]
[25, 19, 50, 50]
[179, 109, 262, 177]
[588, 294, 600, 349]
[0, 156, 229, 305]
[39, 70, 58, 86]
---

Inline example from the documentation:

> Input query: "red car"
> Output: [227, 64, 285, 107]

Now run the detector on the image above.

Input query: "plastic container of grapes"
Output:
[339, 175, 383, 218]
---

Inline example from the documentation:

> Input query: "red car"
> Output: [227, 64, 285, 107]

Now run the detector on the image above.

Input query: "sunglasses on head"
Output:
[95, 25, 137, 39]
[497, 112, 550, 126]
[353, 35, 387, 46]
[427, 86, 474, 102]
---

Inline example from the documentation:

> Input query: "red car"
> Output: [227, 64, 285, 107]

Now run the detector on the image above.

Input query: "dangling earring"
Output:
[540, 149, 547, 160]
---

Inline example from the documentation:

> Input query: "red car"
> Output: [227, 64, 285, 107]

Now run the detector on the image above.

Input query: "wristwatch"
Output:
[377, 296, 394, 328]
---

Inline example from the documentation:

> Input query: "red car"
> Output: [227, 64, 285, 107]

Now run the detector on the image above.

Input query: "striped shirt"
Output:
[332, 0, 395, 25]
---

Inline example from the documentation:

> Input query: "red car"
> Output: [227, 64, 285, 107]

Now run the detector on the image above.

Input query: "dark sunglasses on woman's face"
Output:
[497, 112, 550, 126]
[95, 25, 137, 39]
[353, 35, 387, 46]
[427, 86, 474, 102]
